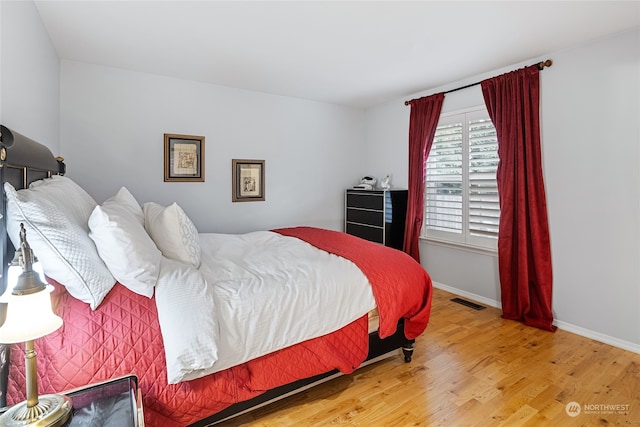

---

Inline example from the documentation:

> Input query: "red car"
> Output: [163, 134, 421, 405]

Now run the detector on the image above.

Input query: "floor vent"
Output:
[450, 297, 486, 311]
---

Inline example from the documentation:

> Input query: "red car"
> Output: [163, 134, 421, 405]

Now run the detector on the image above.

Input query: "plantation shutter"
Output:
[423, 108, 499, 249]
[468, 118, 499, 242]
[425, 120, 464, 241]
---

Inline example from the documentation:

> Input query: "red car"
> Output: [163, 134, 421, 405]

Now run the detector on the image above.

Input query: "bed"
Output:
[0, 125, 433, 426]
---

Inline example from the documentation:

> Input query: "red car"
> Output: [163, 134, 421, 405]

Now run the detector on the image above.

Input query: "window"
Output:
[422, 107, 499, 250]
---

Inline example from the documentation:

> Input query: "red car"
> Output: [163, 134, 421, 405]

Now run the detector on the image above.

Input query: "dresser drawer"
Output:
[346, 192, 384, 210]
[346, 208, 384, 226]
[345, 222, 384, 244]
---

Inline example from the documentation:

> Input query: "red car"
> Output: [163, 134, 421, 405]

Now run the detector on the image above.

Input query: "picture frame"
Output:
[232, 159, 265, 202]
[164, 133, 205, 182]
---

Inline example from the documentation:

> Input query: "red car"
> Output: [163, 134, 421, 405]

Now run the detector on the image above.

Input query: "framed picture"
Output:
[232, 159, 265, 202]
[164, 133, 205, 182]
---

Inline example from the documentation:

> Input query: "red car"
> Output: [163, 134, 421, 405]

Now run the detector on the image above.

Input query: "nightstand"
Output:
[63, 375, 143, 426]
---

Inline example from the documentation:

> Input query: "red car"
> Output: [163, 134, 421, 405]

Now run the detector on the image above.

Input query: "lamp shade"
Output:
[0, 285, 62, 343]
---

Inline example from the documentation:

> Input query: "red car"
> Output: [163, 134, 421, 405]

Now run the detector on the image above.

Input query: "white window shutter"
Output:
[468, 118, 499, 244]
[423, 108, 499, 249]
[425, 122, 464, 241]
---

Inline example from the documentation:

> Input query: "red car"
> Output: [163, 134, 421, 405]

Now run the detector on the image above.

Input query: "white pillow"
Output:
[4, 178, 116, 310]
[107, 187, 144, 225]
[154, 257, 218, 384]
[28, 175, 97, 226]
[89, 191, 161, 298]
[143, 202, 201, 268]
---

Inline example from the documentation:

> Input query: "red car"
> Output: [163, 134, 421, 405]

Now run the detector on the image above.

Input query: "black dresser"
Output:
[344, 189, 408, 250]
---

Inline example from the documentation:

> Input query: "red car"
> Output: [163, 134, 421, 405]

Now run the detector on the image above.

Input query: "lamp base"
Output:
[0, 394, 72, 427]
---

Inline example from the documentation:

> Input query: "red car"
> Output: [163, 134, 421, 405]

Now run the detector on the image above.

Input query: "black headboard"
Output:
[0, 125, 65, 407]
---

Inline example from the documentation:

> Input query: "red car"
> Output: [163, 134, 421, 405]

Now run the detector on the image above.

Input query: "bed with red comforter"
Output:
[0, 126, 432, 426]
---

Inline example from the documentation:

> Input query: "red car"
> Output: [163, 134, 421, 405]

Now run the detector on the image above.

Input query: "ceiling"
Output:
[34, 1, 640, 109]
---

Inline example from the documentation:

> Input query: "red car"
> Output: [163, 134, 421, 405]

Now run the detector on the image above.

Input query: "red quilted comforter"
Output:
[7, 228, 432, 426]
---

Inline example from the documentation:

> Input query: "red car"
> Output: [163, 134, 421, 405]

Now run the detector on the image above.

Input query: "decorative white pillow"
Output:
[143, 202, 201, 268]
[28, 175, 97, 226]
[4, 178, 116, 310]
[89, 191, 161, 298]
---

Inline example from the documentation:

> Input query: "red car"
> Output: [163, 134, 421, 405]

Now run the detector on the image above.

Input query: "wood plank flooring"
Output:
[223, 288, 640, 426]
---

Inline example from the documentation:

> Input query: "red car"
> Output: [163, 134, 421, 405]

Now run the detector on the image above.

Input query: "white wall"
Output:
[0, 1, 59, 153]
[365, 28, 640, 351]
[4, 0, 639, 352]
[543, 29, 639, 349]
[60, 61, 366, 233]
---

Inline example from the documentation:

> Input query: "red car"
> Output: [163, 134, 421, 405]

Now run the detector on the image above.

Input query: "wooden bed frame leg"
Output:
[402, 339, 415, 363]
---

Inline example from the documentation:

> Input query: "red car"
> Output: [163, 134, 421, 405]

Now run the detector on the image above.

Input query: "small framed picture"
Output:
[164, 134, 205, 182]
[232, 159, 265, 202]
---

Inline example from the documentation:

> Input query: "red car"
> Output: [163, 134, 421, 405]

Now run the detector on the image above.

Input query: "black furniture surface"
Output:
[0, 375, 142, 426]
[345, 189, 408, 250]
[65, 375, 142, 426]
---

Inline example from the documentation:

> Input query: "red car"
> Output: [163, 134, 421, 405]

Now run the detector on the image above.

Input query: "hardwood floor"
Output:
[224, 288, 640, 426]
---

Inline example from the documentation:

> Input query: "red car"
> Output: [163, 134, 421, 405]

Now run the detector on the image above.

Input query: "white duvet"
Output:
[154, 231, 376, 384]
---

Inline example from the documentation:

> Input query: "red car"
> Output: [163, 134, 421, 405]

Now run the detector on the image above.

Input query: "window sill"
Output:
[419, 236, 498, 256]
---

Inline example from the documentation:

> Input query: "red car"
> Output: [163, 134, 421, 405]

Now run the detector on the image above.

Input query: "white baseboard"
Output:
[553, 320, 640, 354]
[432, 281, 502, 309]
[432, 281, 640, 355]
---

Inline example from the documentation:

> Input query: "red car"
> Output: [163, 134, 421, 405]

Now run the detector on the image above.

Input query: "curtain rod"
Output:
[404, 59, 552, 106]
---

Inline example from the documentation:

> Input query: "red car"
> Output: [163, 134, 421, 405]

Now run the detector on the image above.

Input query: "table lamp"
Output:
[0, 224, 72, 427]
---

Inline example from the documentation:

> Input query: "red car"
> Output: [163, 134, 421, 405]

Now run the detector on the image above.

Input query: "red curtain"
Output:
[403, 93, 445, 262]
[481, 65, 555, 332]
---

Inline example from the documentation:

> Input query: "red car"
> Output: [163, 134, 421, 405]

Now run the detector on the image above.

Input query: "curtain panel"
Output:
[481, 65, 555, 332]
[403, 93, 445, 263]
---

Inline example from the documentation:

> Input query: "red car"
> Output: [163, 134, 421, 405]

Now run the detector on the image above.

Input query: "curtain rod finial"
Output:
[404, 100, 410, 106]
[537, 59, 553, 70]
